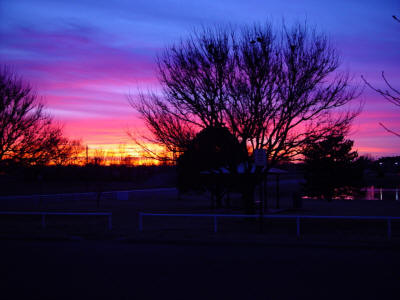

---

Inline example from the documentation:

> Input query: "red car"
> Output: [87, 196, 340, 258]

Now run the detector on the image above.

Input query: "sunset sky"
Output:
[1, 0, 399, 158]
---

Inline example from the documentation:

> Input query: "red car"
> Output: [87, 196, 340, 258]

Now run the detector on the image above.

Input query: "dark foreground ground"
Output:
[1, 175, 400, 299]
[2, 239, 400, 300]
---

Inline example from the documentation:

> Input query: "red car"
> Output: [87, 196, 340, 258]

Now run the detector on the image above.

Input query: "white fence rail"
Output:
[0, 211, 112, 230]
[138, 212, 400, 240]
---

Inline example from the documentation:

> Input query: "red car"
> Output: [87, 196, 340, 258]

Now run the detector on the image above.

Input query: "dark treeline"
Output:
[0, 164, 177, 196]
[0, 155, 397, 197]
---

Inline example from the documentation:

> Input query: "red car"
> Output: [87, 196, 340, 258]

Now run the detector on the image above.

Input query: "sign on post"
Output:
[254, 149, 267, 167]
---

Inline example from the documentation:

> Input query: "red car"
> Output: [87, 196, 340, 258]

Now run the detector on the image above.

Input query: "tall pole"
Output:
[86, 145, 89, 165]
[276, 174, 280, 209]
[264, 173, 268, 213]
[259, 173, 264, 233]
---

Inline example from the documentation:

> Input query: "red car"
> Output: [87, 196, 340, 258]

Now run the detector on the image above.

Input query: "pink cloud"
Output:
[1, 26, 158, 87]
[1, 25, 399, 157]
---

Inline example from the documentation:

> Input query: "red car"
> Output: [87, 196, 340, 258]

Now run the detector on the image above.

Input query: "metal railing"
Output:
[0, 211, 112, 230]
[138, 212, 400, 240]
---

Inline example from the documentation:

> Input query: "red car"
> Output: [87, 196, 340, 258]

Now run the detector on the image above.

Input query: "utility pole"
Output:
[86, 145, 89, 165]
[254, 149, 267, 232]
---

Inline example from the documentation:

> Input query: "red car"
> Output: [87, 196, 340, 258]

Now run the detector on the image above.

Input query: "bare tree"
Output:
[131, 22, 359, 168]
[361, 15, 400, 137]
[92, 149, 106, 166]
[0, 66, 80, 166]
[50, 137, 84, 166]
[226, 24, 358, 165]
[130, 92, 197, 161]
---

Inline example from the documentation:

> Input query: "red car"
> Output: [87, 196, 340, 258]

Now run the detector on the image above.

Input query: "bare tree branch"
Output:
[379, 122, 400, 138]
[0, 66, 81, 166]
[131, 22, 360, 167]
[361, 15, 400, 138]
[362, 72, 400, 107]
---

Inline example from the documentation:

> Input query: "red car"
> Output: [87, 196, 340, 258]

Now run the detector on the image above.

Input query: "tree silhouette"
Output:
[177, 126, 247, 207]
[0, 66, 81, 166]
[132, 22, 359, 168]
[50, 138, 84, 166]
[302, 133, 363, 201]
[177, 126, 247, 189]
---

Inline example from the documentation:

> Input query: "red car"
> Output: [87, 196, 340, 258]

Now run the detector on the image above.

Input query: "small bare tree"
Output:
[92, 149, 106, 166]
[50, 137, 84, 166]
[131, 22, 359, 168]
[0, 66, 80, 166]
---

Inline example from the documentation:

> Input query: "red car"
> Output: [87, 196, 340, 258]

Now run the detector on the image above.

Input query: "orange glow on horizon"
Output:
[80, 143, 168, 166]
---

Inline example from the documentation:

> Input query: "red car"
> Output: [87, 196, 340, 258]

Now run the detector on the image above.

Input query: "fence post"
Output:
[396, 188, 399, 201]
[296, 217, 300, 239]
[214, 216, 218, 233]
[387, 219, 391, 240]
[139, 212, 143, 231]
[108, 214, 112, 230]
[41, 213, 46, 229]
